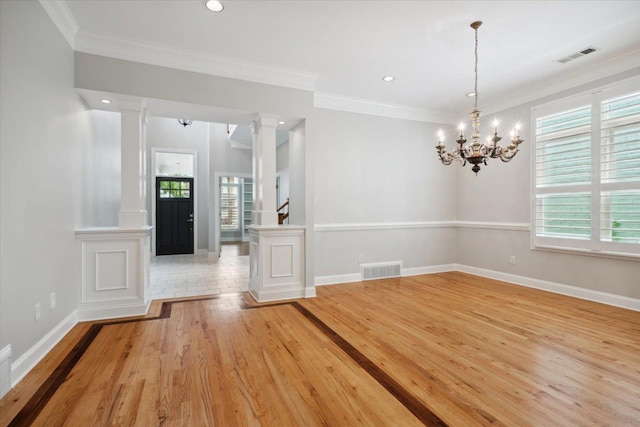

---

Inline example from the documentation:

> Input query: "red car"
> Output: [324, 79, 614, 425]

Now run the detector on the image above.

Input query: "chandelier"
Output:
[435, 21, 523, 174]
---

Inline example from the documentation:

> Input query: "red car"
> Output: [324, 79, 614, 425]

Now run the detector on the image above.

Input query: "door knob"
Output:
[187, 218, 194, 222]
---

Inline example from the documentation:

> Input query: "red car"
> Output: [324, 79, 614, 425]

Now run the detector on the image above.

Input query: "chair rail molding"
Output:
[314, 220, 528, 233]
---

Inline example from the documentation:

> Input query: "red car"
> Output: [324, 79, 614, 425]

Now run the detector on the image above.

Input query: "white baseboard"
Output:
[314, 264, 640, 312]
[77, 299, 151, 322]
[314, 265, 457, 286]
[402, 264, 457, 277]
[0, 345, 11, 399]
[455, 264, 640, 312]
[248, 288, 307, 303]
[11, 310, 78, 388]
[195, 249, 208, 255]
[315, 273, 361, 286]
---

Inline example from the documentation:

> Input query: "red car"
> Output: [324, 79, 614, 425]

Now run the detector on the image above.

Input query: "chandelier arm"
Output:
[499, 149, 520, 162]
[488, 145, 502, 158]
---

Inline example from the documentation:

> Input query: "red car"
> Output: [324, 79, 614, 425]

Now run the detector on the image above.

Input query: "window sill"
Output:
[531, 244, 640, 262]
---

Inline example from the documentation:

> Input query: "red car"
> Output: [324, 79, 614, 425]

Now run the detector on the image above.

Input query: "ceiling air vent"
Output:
[555, 46, 599, 64]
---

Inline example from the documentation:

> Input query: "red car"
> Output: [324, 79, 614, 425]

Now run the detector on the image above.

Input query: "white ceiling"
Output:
[62, 0, 640, 122]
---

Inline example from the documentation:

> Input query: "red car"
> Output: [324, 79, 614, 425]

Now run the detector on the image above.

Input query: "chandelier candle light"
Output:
[436, 21, 523, 174]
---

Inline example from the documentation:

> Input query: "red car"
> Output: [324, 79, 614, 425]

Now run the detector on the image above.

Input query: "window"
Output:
[220, 177, 240, 230]
[532, 77, 640, 256]
[159, 180, 191, 198]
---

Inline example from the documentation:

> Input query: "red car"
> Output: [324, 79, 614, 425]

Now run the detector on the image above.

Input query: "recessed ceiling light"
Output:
[100, 99, 112, 104]
[278, 121, 286, 125]
[382, 76, 395, 82]
[204, 0, 224, 12]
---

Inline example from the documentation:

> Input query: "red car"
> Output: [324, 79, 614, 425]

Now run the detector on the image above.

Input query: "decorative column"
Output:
[251, 114, 279, 226]
[118, 99, 148, 228]
[247, 113, 310, 302]
[75, 96, 152, 321]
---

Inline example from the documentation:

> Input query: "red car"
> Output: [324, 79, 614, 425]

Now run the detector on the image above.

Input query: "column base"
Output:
[75, 226, 152, 321]
[248, 225, 310, 303]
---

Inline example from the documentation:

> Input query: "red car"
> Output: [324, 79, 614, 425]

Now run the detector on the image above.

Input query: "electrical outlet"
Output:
[50, 293, 56, 310]
[510, 255, 516, 265]
[35, 303, 41, 322]
[358, 254, 364, 263]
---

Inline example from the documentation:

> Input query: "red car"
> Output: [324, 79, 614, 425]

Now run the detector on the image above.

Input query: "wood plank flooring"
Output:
[1, 272, 639, 426]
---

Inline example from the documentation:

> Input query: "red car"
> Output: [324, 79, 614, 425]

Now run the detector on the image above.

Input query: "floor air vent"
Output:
[360, 261, 402, 281]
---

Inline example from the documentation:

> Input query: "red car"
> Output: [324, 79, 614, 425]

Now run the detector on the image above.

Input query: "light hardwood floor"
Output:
[2, 272, 639, 426]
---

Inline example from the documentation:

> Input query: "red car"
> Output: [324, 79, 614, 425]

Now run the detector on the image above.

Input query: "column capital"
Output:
[254, 113, 281, 129]
[117, 96, 146, 113]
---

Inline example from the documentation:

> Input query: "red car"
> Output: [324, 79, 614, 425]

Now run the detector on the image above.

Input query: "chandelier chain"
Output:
[474, 24, 478, 110]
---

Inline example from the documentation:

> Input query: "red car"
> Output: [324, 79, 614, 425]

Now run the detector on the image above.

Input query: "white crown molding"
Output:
[482, 48, 640, 116]
[74, 31, 317, 92]
[39, 0, 79, 49]
[314, 92, 457, 124]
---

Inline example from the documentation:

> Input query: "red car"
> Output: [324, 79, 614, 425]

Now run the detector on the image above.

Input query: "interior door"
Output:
[156, 177, 194, 255]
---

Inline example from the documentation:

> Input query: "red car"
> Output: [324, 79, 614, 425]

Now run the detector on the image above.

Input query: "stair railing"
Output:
[277, 198, 289, 225]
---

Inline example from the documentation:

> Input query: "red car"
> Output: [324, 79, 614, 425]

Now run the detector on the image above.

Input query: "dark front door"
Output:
[156, 177, 194, 255]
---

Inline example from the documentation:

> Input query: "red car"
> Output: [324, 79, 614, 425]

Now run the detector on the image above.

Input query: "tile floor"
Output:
[150, 243, 249, 300]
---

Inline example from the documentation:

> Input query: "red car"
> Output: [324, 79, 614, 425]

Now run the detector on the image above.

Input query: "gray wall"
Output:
[0, 1, 90, 359]
[310, 108, 458, 276]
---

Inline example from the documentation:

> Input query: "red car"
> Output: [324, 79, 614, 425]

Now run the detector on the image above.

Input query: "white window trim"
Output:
[530, 75, 640, 259]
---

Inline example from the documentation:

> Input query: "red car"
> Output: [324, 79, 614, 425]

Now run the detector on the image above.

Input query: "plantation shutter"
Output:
[220, 183, 240, 230]
[534, 101, 592, 245]
[600, 91, 640, 245]
[532, 77, 640, 256]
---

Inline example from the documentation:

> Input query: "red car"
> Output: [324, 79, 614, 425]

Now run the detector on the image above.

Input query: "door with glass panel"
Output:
[156, 177, 194, 255]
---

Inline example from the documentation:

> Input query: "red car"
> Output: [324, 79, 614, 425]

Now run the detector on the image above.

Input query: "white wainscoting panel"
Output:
[95, 250, 128, 291]
[271, 244, 294, 278]
[76, 227, 152, 321]
[248, 225, 308, 302]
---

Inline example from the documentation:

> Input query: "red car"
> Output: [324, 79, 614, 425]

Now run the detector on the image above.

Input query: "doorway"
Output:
[156, 177, 194, 255]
